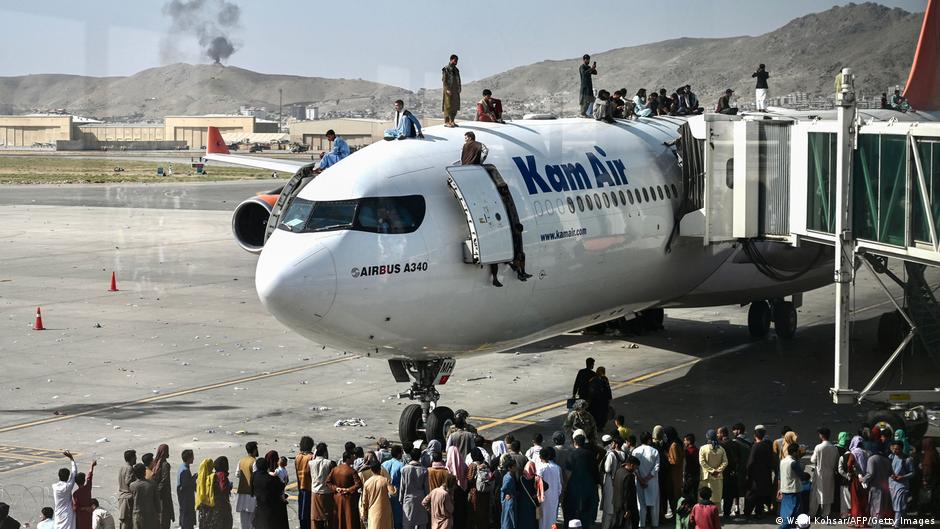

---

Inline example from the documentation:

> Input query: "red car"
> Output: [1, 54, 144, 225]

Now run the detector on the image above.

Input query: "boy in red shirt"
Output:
[690, 486, 721, 529]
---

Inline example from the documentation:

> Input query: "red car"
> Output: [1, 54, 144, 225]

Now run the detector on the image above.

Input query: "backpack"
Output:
[475, 463, 495, 493]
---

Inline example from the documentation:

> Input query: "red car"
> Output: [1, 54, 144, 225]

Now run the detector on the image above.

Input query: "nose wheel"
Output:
[390, 359, 457, 446]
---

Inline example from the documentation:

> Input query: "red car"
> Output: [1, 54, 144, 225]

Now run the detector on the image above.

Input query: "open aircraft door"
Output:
[446, 164, 519, 265]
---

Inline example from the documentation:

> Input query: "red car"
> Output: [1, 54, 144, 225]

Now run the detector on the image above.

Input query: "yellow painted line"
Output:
[478, 358, 699, 432]
[0, 356, 359, 434]
[471, 417, 537, 426]
[0, 453, 59, 463]
[0, 460, 57, 476]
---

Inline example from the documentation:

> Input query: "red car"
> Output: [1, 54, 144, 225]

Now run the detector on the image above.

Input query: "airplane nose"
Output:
[255, 234, 337, 327]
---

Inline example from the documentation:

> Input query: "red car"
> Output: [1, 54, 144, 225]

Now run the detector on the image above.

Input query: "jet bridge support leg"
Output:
[389, 359, 457, 446]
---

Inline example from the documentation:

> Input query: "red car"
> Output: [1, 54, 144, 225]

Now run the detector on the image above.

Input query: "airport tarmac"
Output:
[0, 183, 938, 527]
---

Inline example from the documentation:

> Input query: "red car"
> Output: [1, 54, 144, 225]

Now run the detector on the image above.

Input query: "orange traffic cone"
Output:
[33, 307, 45, 331]
[109, 272, 119, 292]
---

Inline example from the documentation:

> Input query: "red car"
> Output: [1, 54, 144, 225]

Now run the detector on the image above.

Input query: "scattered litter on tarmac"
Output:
[310, 406, 331, 412]
[96, 438, 109, 443]
[466, 375, 492, 382]
[334, 418, 366, 427]
[234, 430, 247, 436]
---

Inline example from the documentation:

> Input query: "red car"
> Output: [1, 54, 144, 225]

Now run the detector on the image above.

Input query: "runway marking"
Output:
[0, 445, 67, 474]
[0, 356, 359, 435]
[471, 416, 537, 426]
[477, 342, 753, 433]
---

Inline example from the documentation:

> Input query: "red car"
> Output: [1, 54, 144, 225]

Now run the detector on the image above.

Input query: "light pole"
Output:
[279, 88, 283, 131]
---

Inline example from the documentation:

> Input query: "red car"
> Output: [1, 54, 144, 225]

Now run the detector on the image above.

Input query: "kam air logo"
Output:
[512, 146, 629, 196]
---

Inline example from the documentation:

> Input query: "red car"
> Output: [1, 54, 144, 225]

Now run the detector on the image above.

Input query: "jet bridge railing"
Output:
[790, 120, 940, 267]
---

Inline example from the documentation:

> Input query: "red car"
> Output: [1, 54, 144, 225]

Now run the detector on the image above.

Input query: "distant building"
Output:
[239, 106, 268, 119]
[305, 106, 320, 121]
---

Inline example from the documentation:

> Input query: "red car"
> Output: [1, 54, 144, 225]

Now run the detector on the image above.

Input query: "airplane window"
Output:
[557, 199, 565, 215]
[611, 192, 618, 207]
[603, 193, 611, 208]
[642, 188, 649, 202]
[279, 195, 426, 234]
[567, 197, 576, 213]
[671, 183, 679, 198]
[576, 196, 584, 212]
[657, 186, 665, 200]
[664, 186, 671, 199]
[534, 201, 544, 216]
[627, 190, 635, 205]
[546, 200, 555, 214]
[593, 193, 602, 209]
[646, 187, 655, 201]
[619, 190, 627, 205]
[586, 195, 594, 211]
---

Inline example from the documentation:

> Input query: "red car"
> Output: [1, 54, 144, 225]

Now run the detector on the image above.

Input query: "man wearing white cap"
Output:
[601, 435, 625, 529]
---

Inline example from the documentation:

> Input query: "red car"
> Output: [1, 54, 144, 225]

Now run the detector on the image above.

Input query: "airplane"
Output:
[205, 0, 940, 446]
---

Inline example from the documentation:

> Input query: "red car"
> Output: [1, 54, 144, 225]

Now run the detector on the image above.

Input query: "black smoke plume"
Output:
[163, 0, 240, 64]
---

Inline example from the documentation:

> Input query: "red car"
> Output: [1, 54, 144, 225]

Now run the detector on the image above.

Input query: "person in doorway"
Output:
[442, 55, 462, 127]
[73, 460, 97, 529]
[236, 442, 259, 529]
[716, 90, 738, 115]
[461, 131, 488, 166]
[53, 451, 78, 529]
[316, 131, 350, 172]
[752, 64, 770, 112]
[579, 55, 598, 117]
[477, 89, 505, 123]
[177, 450, 197, 529]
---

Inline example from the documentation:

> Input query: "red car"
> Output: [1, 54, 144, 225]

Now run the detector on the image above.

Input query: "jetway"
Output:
[677, 69, 940, 435]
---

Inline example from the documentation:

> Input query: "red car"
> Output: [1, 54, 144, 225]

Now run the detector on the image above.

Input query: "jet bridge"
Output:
[677, 69, 940, 436]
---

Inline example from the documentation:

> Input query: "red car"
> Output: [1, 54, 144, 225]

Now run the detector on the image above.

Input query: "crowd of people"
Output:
[14, 360, 936, 529]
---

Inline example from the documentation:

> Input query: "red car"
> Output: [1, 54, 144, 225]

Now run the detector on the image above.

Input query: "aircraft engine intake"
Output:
[232, 194, 277, 254]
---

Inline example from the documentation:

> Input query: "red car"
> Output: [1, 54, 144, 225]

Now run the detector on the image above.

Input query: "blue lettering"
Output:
[611, 159, 628, 185]
[545, 164, 569, 192]
[512, 155, 552, 195]
[587, 152, 616, 188]
[562, 163, 591, 190]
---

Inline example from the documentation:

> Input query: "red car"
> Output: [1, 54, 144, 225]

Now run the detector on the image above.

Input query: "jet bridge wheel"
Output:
[747, 300, 772, 339]
[773, 301, 798, 340]
[399, 404, 423, 447]
[424, 406, 455, 444]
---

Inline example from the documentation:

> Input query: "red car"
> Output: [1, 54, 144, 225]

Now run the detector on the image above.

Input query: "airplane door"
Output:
[446, 165, 516, 265]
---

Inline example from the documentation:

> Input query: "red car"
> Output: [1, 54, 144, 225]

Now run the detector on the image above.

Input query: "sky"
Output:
[0, 0, 928, 90]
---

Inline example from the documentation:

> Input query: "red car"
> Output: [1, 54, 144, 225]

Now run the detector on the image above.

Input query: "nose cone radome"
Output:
[255, 234, 337, 329]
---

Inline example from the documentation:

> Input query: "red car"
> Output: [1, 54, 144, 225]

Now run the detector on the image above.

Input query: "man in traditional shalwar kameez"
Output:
[862, 449, 894, 529]
[384, 100, 424, 140]
[381, 446, 405, 529]
[316, 130, 350, 172]
[296, 437, 315, 529]
[888, 441, 913, 528]
[118, 450, 137, 529]
[398, 449, 428, 529]
[360, 461, 397, 529]
[442, 55, 461, 127]
[633, 433, 661, 529]
[235, 441, 258, 529]
[809, 428, 839, 517]
[578, 55, 597, 117]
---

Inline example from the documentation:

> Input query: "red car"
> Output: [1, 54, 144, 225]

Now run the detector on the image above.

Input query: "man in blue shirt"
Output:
[177, 450, 196, 529]
[385, 100, 424, 140]
[315, 129, 350, 172]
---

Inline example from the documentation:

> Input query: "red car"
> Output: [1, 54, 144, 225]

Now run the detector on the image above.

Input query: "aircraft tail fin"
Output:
[903, 0, 940, 110]
[206, 126, 230, 155]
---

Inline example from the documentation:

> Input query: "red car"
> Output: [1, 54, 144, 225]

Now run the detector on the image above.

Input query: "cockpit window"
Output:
[278, 195, 426, 234]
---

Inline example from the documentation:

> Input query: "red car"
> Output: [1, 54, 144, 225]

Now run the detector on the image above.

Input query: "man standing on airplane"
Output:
[752, 64, 770, 112]
[442, 54, 462, 127]
[579, 54, 598, 117]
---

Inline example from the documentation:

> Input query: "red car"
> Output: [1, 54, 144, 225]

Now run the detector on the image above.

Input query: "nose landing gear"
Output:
[748, 298, 798, 340]
[389, 359, 457, 446]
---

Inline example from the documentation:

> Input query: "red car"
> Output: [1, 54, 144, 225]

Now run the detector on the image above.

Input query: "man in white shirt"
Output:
[90, 500, 115, 529]
[52, 451, 77, 529]
[809, 427, 840, 517]
[37, 507, 55, 529]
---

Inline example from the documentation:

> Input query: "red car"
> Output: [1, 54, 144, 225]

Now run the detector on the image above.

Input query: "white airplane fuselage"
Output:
[253, 117, 831, 360]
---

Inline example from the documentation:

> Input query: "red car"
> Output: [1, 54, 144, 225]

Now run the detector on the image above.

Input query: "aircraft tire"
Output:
[399, 404, 423, 446]
[773, 301, 798, 340]
[425, 406, 455, 443]
[867, 409, 905, 436]
[747, 301, 771, 339]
